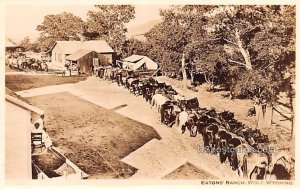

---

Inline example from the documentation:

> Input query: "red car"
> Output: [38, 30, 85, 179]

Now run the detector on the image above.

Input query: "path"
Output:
[17, 76, 240, 179]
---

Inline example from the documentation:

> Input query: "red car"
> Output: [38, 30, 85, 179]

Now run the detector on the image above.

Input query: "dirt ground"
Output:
[163, 162, 216, 179]
[9, 74, 294, 179]
[27, 92, 160, 179]
[5, 74, 87, 92]
[14, 77, 235, 179]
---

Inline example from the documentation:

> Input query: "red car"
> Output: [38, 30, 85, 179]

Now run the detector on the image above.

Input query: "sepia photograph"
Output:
[2, 0, 297, 186]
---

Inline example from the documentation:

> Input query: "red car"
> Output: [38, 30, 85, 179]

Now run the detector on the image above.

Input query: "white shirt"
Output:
[34, 118, 44, 130]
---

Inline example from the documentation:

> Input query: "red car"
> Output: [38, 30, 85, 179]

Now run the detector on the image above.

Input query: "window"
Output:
[93, 58, 99, 67]
[58, 54, 62, 63]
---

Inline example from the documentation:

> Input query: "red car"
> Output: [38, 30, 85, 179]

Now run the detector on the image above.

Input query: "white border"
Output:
[0, 0, 298, 189]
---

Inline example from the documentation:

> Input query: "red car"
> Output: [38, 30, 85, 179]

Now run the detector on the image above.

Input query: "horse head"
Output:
[270, 148, 294, 174]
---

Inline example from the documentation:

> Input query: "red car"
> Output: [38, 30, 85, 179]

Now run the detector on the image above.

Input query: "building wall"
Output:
[51, 42, 115, 67]
[5, 101, 32, 180]
[51, 45, 60, 64]
[77, 52, 97, 74]
[100, 53, 114, 64]
[51, 46, 67, 64]
[77, 52, 112, 74]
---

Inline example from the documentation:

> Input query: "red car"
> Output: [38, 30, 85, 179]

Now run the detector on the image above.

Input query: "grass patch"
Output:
[5, 74, 87, 92]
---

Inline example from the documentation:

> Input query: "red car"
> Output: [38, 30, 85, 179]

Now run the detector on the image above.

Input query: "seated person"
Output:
[31, 122, 52, 149]
[34, 114, 45, 131]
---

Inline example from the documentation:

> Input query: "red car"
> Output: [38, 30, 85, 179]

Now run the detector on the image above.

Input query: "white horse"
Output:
[151, 94, 171, 113]
[175, 111, 189, 132]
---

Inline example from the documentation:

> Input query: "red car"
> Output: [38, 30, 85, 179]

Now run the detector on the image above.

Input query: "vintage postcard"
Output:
[1, 0, 298, 188]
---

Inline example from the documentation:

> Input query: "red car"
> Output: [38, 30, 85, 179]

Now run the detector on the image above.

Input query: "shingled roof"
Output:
[50, 40, 114, 54]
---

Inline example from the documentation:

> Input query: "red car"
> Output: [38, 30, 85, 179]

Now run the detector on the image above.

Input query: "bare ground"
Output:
[27, 92, 161, 179]
[12, 75, 294, 179]
[18, 77, 238, 179]
[163, 162, 216, 179]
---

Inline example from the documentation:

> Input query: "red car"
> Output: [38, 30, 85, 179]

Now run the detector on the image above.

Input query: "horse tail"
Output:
[203, 130, 209, 147]
[160, 104, 166, 123]
[151, 96, 155, 107]
[175, 113, 180, 127]
[190, 119, 197, 137]
[231, 148, 238, 171]
[243, 154, 248, 178]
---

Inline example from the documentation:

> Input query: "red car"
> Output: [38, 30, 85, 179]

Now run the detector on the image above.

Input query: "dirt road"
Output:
[19, 76, 239, 179]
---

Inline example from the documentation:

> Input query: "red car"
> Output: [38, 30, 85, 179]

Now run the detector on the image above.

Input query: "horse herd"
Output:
[94, 66, 294, 180]
[6, 55, 48, 72]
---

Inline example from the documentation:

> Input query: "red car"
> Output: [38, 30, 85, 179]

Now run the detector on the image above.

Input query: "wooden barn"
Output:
[65, 49, 110, 74]
[49, 40, 115, 69]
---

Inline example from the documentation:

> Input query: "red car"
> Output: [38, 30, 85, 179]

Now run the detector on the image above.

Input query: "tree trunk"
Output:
[235, 30, 252, 70]
[182, 53, 187, 89]
[190, 71, 194, 83]
[289, 89, 295, 138]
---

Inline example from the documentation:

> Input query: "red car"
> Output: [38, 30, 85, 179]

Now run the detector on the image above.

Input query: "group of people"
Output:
[30, 114, 53, 151]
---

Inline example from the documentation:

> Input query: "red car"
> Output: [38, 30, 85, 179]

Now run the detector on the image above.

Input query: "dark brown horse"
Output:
[202, 123, 219, 149]
[215, 130, 233, 163]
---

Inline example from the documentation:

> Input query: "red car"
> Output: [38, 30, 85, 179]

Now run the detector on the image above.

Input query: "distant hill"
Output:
[127, 19, 161, 41]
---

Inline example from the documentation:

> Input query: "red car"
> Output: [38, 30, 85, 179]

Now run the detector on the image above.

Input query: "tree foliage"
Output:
[36, 12, 85, 51]
[86, 5, 135, 55]
[37, 12, 85, 40]
[144, 5, 295, 105]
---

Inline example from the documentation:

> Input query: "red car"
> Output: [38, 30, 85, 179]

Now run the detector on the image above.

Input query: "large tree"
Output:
[205, 5, 295, 105]
[86, 5, 135, 55]
[20, 36, 31, 51]
[146, 5, 216, 86]
[20, 36, 39, 52]
[146, 5, 295, 133]
[36, 12, 85, 51]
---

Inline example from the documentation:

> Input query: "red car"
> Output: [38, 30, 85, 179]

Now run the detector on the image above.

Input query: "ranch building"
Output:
[65, 49, 110, 74]
[5, 39, 24, 54]
[49, 40, 115, 68]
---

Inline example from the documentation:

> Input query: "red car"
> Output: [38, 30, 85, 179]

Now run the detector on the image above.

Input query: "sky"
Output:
[5, 4, 170, 43]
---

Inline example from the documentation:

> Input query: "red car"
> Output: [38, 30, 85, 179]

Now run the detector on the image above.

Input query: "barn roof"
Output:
[81, 40, 114, 53]
[54, 41, 82, 54]
[51, 40, 114, 54]
[65, 49, 93, 61]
